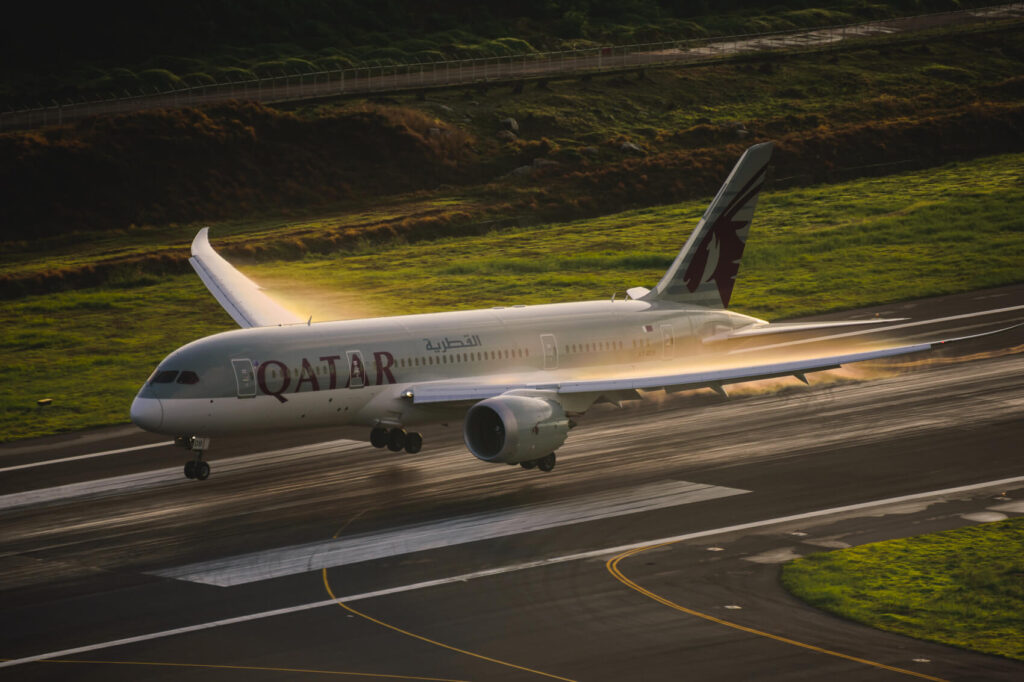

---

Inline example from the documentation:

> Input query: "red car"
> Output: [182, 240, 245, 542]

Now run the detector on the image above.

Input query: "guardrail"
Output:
[3, 3, 1022, 131]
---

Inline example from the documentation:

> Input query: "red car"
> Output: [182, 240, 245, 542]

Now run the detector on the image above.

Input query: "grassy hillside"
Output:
[3, 23, 1023, 275]
[1, 153, 1021, 441]
[1, 14, 1022, 442]
[1, 0, 997, 109]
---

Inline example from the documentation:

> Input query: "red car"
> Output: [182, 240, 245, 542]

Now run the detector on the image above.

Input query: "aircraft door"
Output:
[231, 359, 257, 398]
[660, 324, 675, 360]
[540, 334, 558, 370]
[346, 350, 365, 388]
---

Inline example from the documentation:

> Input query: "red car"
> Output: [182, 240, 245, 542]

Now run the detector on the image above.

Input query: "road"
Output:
[1, 284, 1022, 680]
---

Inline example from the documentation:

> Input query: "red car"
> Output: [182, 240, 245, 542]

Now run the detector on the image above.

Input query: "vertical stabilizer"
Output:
[643, 142, 773, 308]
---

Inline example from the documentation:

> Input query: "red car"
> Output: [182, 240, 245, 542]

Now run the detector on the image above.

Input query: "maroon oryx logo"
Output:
[683, 162, 767, 307]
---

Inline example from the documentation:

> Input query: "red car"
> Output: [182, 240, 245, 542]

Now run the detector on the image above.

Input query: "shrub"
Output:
[137, 69, 184, 91]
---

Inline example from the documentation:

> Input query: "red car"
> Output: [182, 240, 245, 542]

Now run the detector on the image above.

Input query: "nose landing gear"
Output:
[177, 435, 212, 480]
[184, 457, 210, 480]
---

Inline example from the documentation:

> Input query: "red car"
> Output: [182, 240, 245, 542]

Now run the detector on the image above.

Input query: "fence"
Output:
[3, 3, 1022, 131]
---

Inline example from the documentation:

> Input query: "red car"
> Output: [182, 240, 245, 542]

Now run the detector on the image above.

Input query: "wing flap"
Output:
[189, 228, 304, 329]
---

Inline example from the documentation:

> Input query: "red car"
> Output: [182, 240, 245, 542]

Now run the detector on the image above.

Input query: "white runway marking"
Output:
[0, 441, 173, 474]
[5, 474, 1023, 669]
[0, 438, 364, 512]
[155, 480, 750, 586]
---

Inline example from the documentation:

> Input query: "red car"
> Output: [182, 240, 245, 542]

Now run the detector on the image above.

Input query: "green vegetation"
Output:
[1, 153, 1022, 441]
[781, 518, 1024, 660]
[2, 1, 998, 109]
[1, 7, 1022, 442]
[4, 25, 1024, 261]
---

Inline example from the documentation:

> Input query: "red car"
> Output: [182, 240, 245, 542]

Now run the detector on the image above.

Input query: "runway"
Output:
[2, 284, 1023, 681]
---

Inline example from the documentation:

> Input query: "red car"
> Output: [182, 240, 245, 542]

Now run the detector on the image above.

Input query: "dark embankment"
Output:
[3, 100, 1023, 300]
[0, 102, 472, 238]
[518, 102, 1024, 220]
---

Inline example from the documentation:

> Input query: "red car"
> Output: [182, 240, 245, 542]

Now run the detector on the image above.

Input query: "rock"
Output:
[500, 117, 519, 132]
[580, 146, 599, 157]
[532, 158, 558, 168]
[620, 141, 644, 154]
[496, 130, 518, 142]
[508, 165, 534, 177]
[428, 127, 442, 138]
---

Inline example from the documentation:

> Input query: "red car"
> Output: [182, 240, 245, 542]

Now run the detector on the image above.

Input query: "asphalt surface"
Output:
[1, 284, 1023, 681]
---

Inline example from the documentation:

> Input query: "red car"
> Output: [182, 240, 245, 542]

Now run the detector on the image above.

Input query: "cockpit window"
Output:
[151, 370, 179, 384]
[177, 371, 200, 385]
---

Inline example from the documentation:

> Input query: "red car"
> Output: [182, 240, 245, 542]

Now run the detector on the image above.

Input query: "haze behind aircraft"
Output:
[130, 142, 981, 480]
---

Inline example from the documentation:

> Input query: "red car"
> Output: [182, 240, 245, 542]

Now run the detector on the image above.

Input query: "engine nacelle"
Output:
[464, 394, 570, 464]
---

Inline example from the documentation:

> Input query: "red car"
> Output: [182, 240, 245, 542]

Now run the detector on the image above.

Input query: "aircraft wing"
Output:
[189, 228, 304, 328]
[409, 325, 1018, 405]
[408, 342, 926, 404]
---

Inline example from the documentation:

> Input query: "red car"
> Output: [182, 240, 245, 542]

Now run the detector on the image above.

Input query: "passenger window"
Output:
[151, 370, 178, 384]
[177, 371, 200, 385]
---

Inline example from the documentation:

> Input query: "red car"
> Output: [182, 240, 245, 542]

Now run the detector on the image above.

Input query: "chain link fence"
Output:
[3, 3, 1022, 132]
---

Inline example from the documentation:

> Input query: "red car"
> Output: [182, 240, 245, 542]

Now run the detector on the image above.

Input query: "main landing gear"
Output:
[520, 452, 556, 472]
[370, 427, 423, 455]
[177, 435, 211, 480]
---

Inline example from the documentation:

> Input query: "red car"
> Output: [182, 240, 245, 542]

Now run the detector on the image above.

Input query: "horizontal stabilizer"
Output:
[189, 228, 304, 329]
[704, 317, 908, 343]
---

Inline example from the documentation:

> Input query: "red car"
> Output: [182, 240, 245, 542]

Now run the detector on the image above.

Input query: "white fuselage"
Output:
[131, 299, 759, 437]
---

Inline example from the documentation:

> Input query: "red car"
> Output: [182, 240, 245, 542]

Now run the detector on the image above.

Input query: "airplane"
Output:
[129, 141, 998, 480]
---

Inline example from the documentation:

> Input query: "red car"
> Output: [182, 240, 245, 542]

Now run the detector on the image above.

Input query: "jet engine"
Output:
[464, 394, 570, 464]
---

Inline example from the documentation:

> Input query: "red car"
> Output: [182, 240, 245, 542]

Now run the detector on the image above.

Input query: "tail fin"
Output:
[643, 141, 773, 308]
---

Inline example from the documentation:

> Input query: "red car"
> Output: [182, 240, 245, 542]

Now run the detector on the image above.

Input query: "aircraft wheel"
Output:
[184, 461, 197, 479]
[195, 461, 211, 480]
[404, 432, 423, 454]
[387, 428, 406, 452]
[370, 427, 388, 448]
[536, 453, 556, 472]
[520, 460, 537, 470]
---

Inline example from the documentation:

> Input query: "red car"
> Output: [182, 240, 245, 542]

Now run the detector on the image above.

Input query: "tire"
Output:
[537, 453, 556, 472]
[387, 428, 406, 452]
[184, 461, 196, 479]
[195, 461, 210, 480]
[370, 427, 388, 448]
[404, 432, 423, 454]
[520, 460, 537, 470]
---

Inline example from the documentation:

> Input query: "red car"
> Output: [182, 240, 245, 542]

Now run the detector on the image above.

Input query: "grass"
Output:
[5, 24, 1024, 254]
[244, 152, 1024, 318]
[781, 518, 1024, 661]
[6, 1, 1002, 109]
[1, 152, 1022, 441]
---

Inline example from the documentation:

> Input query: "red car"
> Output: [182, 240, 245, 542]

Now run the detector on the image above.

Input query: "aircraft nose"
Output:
[130, 396, 163, 432]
